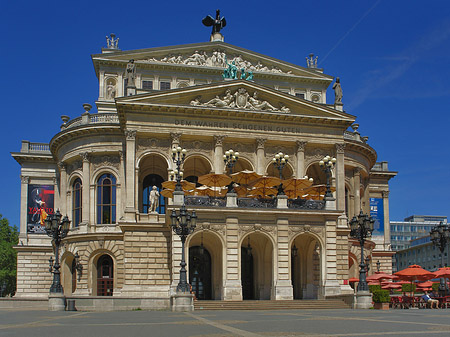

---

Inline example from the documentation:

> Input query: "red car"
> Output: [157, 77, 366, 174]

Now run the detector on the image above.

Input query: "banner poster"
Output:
[27, 184, 54, 234]
[370, 197, 384, 236]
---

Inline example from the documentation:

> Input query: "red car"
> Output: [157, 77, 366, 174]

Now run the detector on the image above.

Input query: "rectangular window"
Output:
[295, 93, 305, 99]
[160, 81, 171, 90]
[142, 80, 153, 90]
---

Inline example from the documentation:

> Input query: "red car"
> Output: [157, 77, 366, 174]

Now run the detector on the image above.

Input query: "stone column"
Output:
[255, 138, 267, 175]
[223, 217, 242, 301]
[119, 150, 126, 220]
[274, 218, 293, 300]
[335, 143, 345, 211]
[99, 70, 105, 99]
[58, 163, 67, 216]
[353, 168, 361, 215]
[81, 152, 90, 226]
[296, 141, 307, 178]
[213, 135, 226, 174]
[19, 176, 29, 241]
[382, 190, 391, 250]
[125, 130, 137, 219]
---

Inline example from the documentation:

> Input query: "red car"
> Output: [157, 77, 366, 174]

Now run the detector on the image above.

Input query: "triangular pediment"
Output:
[92, 41, 332, 82]
[116, 80, 355, 125]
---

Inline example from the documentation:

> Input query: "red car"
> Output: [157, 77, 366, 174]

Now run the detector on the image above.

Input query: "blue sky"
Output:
[1, 0, 449, 228]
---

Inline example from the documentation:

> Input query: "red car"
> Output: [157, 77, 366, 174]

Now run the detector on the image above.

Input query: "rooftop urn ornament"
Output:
[202, 9, 227, 35]
[106, 33, 119, 49]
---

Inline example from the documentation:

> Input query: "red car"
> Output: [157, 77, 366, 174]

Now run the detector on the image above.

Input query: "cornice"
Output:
[344, 139, 378, 168]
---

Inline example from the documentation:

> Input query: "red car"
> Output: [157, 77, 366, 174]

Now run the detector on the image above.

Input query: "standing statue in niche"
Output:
[202, 9, 227, 35]
[106, 83, 116, 99]
[149, 186, 160, 213]
[124, 59, 136, 87]
[333, 77, 343, 104]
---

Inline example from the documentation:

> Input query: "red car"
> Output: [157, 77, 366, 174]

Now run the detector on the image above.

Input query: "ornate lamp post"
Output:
[171, 204, 197, 292]
[223, 149, 239, 192]
[272, 152, 289, 195]
[319, 155, 336, 199]
[171, 147, 187, 191]
[349, 211, 374, 292]
[45, 210, 70, 294]
[376, 260, 381, 272]
[430, 221, 450, 295]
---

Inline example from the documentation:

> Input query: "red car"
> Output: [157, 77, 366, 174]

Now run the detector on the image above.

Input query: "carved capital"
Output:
[170, 132, 182, 145]
[354, 167, 361, 175]
[296, 140, 307, 152]
[214, 135, 226, 147]
[118, 150, 124, 160]
[21, 176, 30, 184]
[125, 129, 137, 140]
[80, 152, 90, 163]
[382, 190, 390, 198]
[256, 138, 267, 149]
[335, 143, 345, 154]
[58, 162, 66, 171]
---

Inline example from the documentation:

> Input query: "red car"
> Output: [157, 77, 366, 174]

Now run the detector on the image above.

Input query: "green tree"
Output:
[0, 214, 19, 296]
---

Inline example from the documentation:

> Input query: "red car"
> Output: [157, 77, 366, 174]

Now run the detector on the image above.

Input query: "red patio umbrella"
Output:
[394, 264, 435, 296]
[366, 272, 398, 283]
[432, 267, 450, 279]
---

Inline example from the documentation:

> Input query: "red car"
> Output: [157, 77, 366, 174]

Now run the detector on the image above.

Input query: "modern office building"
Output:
[11, 24, 396, 309]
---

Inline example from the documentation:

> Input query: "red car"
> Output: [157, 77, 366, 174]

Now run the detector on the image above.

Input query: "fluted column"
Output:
[296, 141, 307, 178]
[58, 162, 67, 215]
[214, 135, 226, 173]
[256, 138, 267, 175]
[353, 167, 361, 215]
[125, 130, 137, 217]
[81, 152, 90, 225]
[335, 143, 345, 211]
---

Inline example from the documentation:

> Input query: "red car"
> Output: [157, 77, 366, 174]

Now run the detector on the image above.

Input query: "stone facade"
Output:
[11, 34, 397, 308]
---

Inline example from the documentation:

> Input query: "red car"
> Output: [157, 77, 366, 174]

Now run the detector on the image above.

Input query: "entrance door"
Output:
[97, 255, 113, 296]
[241, 247, 254, 300]
[189, 246, 212, 300]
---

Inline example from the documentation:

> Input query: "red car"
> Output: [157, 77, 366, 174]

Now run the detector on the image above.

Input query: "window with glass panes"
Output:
[142, 80, 153, 90]
[97, 174, 116, 224]
[72, 178, 82, 227]
[160, 81, 171, 90]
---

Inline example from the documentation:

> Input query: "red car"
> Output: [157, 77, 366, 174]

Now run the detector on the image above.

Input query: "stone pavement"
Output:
[1, 307, 450, 337]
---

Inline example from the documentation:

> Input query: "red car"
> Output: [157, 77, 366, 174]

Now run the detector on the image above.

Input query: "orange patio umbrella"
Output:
[162, 180, 196, 191]
[247, 186, 278, 199]
[231, 170, 262, 186]
[302, 184, 336, 200]
[366, 272, 398, 283]
[198, 173, 231, 188]
[282, 177, 314, 198]
[432, 267, 450, 279]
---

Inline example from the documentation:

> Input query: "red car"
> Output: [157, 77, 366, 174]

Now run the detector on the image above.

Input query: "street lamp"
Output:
[272, 152, 289, 195]
[376, 260, 381, 272]
[45, 209, 71, 294]
[318, 155, 336, 199]
[223, 149, 239, 193]
[430, 221, 450, 295]
[171, 147, 187, 191]
[349, 211, 374, 292]
[170, 204, 197, 293]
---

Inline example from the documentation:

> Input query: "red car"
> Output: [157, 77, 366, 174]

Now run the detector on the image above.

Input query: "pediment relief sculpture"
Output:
[143, 50, 292, 75]
[190, 88, 290, 113]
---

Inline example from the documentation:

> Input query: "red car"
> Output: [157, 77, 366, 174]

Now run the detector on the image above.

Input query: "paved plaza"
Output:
[1, 307, 450, 337]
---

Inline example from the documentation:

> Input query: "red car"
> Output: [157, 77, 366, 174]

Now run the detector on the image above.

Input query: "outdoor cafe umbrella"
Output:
[160, 188, 194, 198]
[382, 283, 402, 290]
[161, 180, 196, 191]
[394, 264, 435, 296]
[302, 184, 336, 200]
[231, 170, 262, 186]
[282, 177, 314, 198]
[194, 185, 227, 197]
[247, 186, 278, 199]
[416, 281, 434, 289]
[432, 266, 450, 279]
[198, 173, 231, 188]
[366, 272, 398, 284]
[248, 176, 281, 189]
[233, 185, 251, 197]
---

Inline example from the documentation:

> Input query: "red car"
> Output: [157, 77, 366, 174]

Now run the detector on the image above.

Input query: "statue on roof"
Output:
[202, 9, 227, 35]
[333, 77, 343, 104]
[106, 33, 119, 49]
[124, 59, 136, 88]
[306, 53, 318, 69]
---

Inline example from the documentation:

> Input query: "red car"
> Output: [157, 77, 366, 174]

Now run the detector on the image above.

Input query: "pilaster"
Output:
[223, 217, 242, 301]
[353, 167, 361, 215]
[214, 135, 226, 174]
[296, 141, 307, 178]
[274, 218, 293, 300]
[335, 143, 345, 211]
[19, 176, 29, 240]
[125, 130, 137, 220]
[255, 138, 267, 175]
[81, 152, 90, 227]
[382, 190, 391, 250]
[58, 162, 67, 215]
[323, 218, 341, 297]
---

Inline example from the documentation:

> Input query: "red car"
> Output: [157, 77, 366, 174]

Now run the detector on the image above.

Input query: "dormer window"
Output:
[160, 81, 171, 90]
[142, 80, 153, 90]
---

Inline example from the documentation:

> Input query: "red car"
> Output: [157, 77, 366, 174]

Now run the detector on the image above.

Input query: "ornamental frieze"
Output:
[183, 140, 213, 152]
[238, 224, 277, 238]
[143, 51, 292, 75]
[196, 223, 226, 237]
[91, 155, 120, 170]
[137, 138, 171, 154]
[288, 224, 324, 238]
[66, 160, 82, 175]
[190, 88, 290, 113]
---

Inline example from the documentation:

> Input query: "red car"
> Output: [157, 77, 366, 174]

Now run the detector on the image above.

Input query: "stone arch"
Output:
[183, 154, 213, 185]
[86, 240, 124, 296]
[305, 162, 327, 185]
[177, 81, 189, 88]
[233, 157, 254, 173]
[290, 232, 322, 299]
[90, 167, 120, 186]
[138, 153, 169, 213]
[60, 248, 79, 296]
[240, 231, 274, 300]
[187, 229, 224, 300]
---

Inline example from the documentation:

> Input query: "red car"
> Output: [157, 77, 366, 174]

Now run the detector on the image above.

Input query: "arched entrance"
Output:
[189, 246, 212, 300]
[188, 230, 223, 299]
[142, 174, 165, 214]
[291, 234, 321, 299]
[241, 233, 273, 300]
[97, 255, 114, 296]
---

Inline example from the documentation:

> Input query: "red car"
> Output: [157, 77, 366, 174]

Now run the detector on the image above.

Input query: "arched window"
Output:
[72, 178, 82, 227]
[97, 174, 117, 224]
[142, 174, 165, 214]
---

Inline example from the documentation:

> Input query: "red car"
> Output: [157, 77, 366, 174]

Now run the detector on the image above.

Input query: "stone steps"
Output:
[194, 299, 350, 310]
